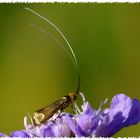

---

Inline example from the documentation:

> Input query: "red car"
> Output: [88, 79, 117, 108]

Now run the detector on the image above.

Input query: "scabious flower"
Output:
[0, 130, 30, 138]
[94, 94, 140, 137]
[24, 113, 73, 137]
[1, 93, 140, 138]
[66, 93, 140, 137]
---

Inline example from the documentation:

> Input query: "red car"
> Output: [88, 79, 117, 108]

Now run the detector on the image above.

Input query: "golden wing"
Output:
[32, 98, 69, 125]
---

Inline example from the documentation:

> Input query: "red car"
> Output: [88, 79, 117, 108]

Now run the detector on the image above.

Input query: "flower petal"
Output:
[11, 130, 29, 138]
[124, 99, 140, 126]
[95, 94, 140, 137]
[43, 125, 54, 137]
[66, 114, 88, 137]
[52, 115, 73, 137]
[0, 132, 9, 137]
[78, 102, 98, 135]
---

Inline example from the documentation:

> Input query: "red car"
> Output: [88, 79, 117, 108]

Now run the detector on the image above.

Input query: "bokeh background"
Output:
[0, 3, 140, 137]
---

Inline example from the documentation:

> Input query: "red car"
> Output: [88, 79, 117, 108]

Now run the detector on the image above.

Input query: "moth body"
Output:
[32, 93, 77, 126]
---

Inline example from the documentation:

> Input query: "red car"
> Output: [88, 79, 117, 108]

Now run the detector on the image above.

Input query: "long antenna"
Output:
[28, 23, 75, 67]
[25, 8, 80, 94]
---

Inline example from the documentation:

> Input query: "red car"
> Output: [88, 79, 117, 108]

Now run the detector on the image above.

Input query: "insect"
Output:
[25, 8, 80, 126]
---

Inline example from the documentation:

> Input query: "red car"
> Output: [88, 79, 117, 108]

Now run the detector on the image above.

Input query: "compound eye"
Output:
[69, 93, 77, 101]
[73, 95, 77, 100]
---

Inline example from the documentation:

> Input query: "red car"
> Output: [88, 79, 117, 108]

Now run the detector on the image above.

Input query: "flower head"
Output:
[66, 93, 99, 137]
[94, 94, 140, 137]
[23, 113, 73, 138]
[0, 93, 140, 138]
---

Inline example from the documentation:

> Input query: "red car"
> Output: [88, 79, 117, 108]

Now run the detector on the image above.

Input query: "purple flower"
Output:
[43, 114, 73, 137]
[0, 133, 9, 137]
[11, 130, 29, 138]
[66, 93, 140, 137]
[66, 93, 99, 137]
[24, 113, 73, 137]
[94, 94, 140, 137]
[1, 93, 140, 138]
[0, 130, 29, 138]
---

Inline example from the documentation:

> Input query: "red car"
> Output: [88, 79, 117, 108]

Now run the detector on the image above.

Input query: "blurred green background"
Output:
[0, 3, 140, 137]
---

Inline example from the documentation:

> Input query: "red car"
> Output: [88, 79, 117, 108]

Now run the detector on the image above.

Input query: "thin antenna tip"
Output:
[24, 7, 80, 95]
[25, 7, 32, 12]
